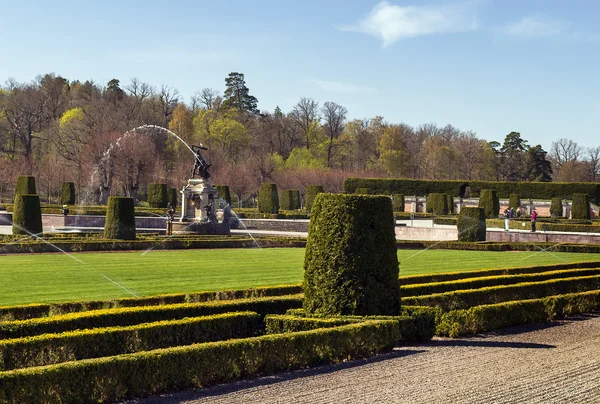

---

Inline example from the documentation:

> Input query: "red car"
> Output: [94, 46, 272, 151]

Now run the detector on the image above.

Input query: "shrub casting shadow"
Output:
[430, 340, 555, 349]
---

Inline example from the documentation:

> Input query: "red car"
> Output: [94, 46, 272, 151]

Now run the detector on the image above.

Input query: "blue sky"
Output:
[0, 0, 598, 150]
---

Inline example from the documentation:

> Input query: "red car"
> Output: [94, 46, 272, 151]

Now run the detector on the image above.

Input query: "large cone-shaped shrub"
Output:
[147, 183, 168, 208]
[305, 185, 324, 213]
[478, 189, 499, 219]
[279, 189, 294, 210]
[458, 207, 486, 241]
[572, 193, 590, 220]
[12, 194, 42, 236]
[303, 194, 400, 316]
[550, 198, 563, 218]
[59, 182, 76, 205]
[258, 183, 279, 214]
[427, 193, 448, 215]
[104, 196, 136, 240]
[14, 176, 36, 198]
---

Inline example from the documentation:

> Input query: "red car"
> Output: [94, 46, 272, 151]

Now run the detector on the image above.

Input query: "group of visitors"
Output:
[504, 206, 536, 232]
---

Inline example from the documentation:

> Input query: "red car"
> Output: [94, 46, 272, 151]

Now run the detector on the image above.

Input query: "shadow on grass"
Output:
[126, 348, 426, 404]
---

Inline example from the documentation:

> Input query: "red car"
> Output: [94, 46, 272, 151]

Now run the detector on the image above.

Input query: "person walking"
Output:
[531, 209, 538, 232]
[504, 208, 510, 231]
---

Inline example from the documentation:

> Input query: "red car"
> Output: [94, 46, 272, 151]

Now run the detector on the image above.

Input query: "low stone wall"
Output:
[395, 226, 458, 241]
[41, 214, 167, 229]
[239, 219, 310, 232]
[487, 231, 600, 244]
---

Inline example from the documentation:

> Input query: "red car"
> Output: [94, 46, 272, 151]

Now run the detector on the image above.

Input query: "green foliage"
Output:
[284, 147, 326, 169]
[550, 198, 563, 218]
[572, 193, 590, 220]
[303, 194, 400, 316]
[427, 193, 448, 215]
[104, 196, 136, 240]
[59, 107, 83, 128]
[14, 176, 36, 197]
[478, 189, 499, 219]
[355, 187, 370, 194]
[222, 72, 258, 113]
[257, 183, 279, 214]
[216, 185, 231, 205]
[279, 189, 294, 210]
[402, 274, 600, 311]
[305, 185, 324, 213]
[446, 195, 454, 214]
[168, 188, 178, 206]
[292, 190, 301, 209]
[0, 312, 261, 371]
[343, 178, 600, 204]
[508, 194, 520, 210]
[393, 194, 405, 212]
[0, 321, 398, 403]
[12, 194, 42, 236]
[59, 182, 76, 205]
[457, 207, 486, 241]
[147, 184, 168, 208]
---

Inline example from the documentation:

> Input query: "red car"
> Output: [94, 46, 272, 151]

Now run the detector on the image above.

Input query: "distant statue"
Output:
[191, 144, 211, 179]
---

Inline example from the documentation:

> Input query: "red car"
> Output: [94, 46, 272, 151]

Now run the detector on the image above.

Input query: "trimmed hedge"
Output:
[305, 185, 324, 213]
[343, 177, 600, 204]
[355, 187, 370, 194]
[457, 207, 485, 241]
[478, 189, 499, 219]
[0, 320, 398, 403]
[303, 194, 400, 316]
[427, 193, 448, 215]
[168, 188, 178, 207]
[508, 193, 520, 210]
[0, 295, 303, 340]
[487, 219, 600, 233]
[292, 190, 301, 209]
[446, 195, 454, 214]
[550, 197, 563, 218]
[216, 185, 231, 205]
[437, 289, 600, 337]
[393, 194, 405, 212]
[147, 183, 168, 208]
[396, 240, 600, 254]
[0, 312, 261, 371]
[12, 194, 42, 236]
[402, 274, 600, 311]
[0, 284, 304, 322]
[572, 193, 590, 220]
[104, 196, 136, 240]
[258, 183, 279, 214]
[279, 189, 294, 211]
[59, 182, 76, 205]
[400, 267, 600, 297]
[14, 176, 36, 197]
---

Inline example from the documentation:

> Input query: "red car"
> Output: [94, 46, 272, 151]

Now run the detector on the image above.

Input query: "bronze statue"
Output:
[191, 144, 211, 179]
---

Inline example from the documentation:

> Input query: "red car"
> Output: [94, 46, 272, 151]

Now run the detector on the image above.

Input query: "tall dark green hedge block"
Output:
[305, 185, 324, 213]
[355, 188, 370, 195]
[279, 189, 294, 210]
[59, 182, 76, 205]
[572, 194, 590, 220]
[147, 184, 168, 208]
[292, 190, 301, 209]
[303, 194, 400, 316]
[393, 194, 405, 212]
[457, 207, 486, 242]
[216, 185, 231, 205]
[12, 194, 42, 236]
[258, 183, 279, 214]
[427, 193, 448, 215]
[168, 188, 178, 207]
[14, 176, 36, 198]
[104, 196, 136, 240]
[446, 195, 454, 214]
[550, 198, 563, 218]
[508, 194, 520, 210]
[478, 189, 499, 219]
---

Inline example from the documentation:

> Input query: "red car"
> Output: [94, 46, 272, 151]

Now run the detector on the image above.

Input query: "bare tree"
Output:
[158, 85, 180, 127]
[198, 88, 220, 111]
[321, 101, 347, 168]
[291, 97, 319, 149]
[550, 138, 583, 168]
[586, 146, 600, 182]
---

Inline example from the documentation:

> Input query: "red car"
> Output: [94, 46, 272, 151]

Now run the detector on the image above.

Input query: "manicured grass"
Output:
[1, 248, 600, 306]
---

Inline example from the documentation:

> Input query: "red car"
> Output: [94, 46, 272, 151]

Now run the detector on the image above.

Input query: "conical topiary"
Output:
[104, 196, 136, 240]
[12, 194, 42, 236]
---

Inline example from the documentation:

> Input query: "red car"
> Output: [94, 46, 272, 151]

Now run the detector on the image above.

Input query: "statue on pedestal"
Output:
[191, 144, 211, 179]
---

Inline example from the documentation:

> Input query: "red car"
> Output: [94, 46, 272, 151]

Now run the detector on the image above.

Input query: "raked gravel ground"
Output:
[129, 314, 600, 404]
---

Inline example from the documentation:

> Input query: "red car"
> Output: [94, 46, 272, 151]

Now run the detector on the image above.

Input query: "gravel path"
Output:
[129, 314, 600, 403]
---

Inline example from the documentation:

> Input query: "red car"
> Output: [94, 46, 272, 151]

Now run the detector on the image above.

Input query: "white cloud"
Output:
[307, 79, 377, 94]
[341, 1, 479, 47]
[505, 15, 567, 37]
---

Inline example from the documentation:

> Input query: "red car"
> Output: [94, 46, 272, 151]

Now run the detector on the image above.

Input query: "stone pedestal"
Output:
[173, 178, 230, 235]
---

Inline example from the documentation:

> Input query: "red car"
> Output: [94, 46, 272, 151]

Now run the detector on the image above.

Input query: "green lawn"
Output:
[1, 248, 600, 306]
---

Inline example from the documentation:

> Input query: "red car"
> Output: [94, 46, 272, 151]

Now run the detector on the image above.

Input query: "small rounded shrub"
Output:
[216, 185, 231, 205]
[427, 193, 448, 215]
[14, 176, 36, 198]
[303, 194, 400, 316]
[258, 183, 279, 214]
[550, 198, 563, 218]
[393, 194, 405, 212]
[59, 182, 76, 205]
[508, 194, 520, 211]
[104, 196, 136, 240]
[458, 207, 486, 241]
[305, 185, 324, 213]
[279, 189, 294, 210]
[572, 194, 590, 220]
[478, 189, 499, 219]
[12, 194, 42, 236]
[147, 184, 168, 208]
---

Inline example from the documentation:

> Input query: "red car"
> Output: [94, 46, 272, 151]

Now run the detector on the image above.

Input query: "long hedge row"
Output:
[437, 289, 600, 337]
[0, 296, 303, 339]
[0, 312, 261, 371]
[0, 320, 399, 403]
[396, 241, 600, 254]
[400, 267, 600, 297]
[0, 285, 303, 322]
[344, 177, 600, 203]
[402, 274, 600, 311]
